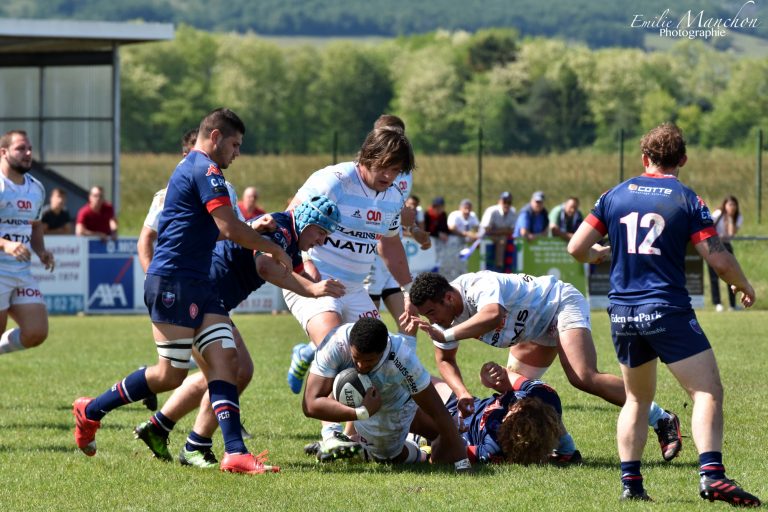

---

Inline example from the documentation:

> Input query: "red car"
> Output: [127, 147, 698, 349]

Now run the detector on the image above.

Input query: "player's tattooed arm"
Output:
[706, 235, 726, 254]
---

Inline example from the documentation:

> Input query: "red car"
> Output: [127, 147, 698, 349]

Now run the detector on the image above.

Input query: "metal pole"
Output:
[332, 130, 338, 165]
[477, 127, 483, 213]
[618, 128, 625, 183]
[112, 44, 121, 215]
[758, 129, 763, 224]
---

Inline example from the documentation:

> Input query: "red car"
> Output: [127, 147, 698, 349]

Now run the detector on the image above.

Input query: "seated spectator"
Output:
[76, 186, 118, 241]
[238, 186, 266, 221]
[41, 187, 73, 234]
[405, 195, 425, 231]
[548, 197, 583, 241]
[514, 191, 548, 241]
[480, 191, 516, 272]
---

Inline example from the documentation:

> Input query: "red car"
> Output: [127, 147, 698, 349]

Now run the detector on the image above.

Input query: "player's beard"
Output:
[6, 155, 32, 175]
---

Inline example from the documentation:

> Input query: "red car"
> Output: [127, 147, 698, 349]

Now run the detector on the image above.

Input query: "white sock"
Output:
[0, 328, 23, 355]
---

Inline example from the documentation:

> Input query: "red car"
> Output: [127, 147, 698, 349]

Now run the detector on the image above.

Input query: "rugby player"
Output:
[409, 270, 683, 464]
[568, 123, 760, 505]
[0, 130, 54, 356]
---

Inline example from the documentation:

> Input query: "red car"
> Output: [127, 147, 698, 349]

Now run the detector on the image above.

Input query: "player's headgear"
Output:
[294, 195, 340, 235]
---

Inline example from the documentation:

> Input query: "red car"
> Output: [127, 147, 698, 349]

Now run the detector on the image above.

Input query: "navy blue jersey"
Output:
[587, 174, 716, 307]
[450, 377, 561, 463]
[148, 150, 232, 279]
[210, 211, 304, 311]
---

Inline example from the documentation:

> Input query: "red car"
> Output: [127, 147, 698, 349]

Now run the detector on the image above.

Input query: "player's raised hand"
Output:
[38, 249, 55, 272]
[417, 321, 447, 343]
[479, 361, 512, 392]
[456, 394, 475, 421]
[361, 386, 382, 416]
[310, 278, 345, 298]
[4, 241, 30, 262]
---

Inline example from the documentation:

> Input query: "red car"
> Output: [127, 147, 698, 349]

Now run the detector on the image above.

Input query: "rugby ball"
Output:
[333, 368, 373, 408]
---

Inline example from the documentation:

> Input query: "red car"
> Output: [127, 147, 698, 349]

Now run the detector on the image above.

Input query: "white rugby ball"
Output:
[333, 368, 373, 408]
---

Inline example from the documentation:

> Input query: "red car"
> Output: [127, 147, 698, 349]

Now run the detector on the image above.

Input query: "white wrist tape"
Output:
[355, 406, 369, 420]
[443, 328, 456, 343]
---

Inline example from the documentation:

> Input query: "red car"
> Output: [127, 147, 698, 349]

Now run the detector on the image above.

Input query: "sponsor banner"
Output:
[230, 283, 285, 314]
[516, 238, 587, 295]
[31, 236, 87, 314]
[86, 238, 140, 314]
[403, 238, 437, 273]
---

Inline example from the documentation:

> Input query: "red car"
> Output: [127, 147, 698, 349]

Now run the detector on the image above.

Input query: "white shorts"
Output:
[363, 256, 399, 296]
[283, 282, 380, 333]
[529, 283, 591, 348]
[0, 273, 45, 310]
[354, 400, 417, 460]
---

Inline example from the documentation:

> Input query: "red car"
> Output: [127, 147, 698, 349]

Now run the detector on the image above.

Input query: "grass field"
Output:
[0, 311, 766, 511]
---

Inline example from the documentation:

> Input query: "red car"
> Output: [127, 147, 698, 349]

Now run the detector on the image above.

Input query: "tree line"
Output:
[120, 26, 768, 155]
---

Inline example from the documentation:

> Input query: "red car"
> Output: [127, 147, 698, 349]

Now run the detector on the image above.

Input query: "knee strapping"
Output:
[156, 338, 194, 369]
[193, 323, 235, 355]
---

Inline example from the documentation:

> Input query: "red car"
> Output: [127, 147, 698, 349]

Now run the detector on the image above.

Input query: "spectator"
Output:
[405, 195, 425, 231]
[549, 197, 584, 241]
[514, 191, 549, 241]
[425, 196, 450, 274]
[181, 128, 197, 156]
[480, 191, 516, 272]
[446, 199, 480, 278]
[75, 186, 118, 241]
[238, 186, 266, 221]
[708, 195, 743, 312]
[41, 187, 74, 235]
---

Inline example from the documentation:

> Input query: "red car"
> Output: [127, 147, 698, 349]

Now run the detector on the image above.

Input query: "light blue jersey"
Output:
[434, 271, 563, 350]
[0, 174, 45, 275]
[311, 323, 430, 411]
[295, 162, 405, 284]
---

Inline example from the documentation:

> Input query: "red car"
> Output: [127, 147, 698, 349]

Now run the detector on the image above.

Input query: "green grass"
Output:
[0, 312, 765, 511]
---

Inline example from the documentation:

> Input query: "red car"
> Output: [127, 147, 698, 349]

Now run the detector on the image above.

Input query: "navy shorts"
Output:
[145, 274, 228, 329]
[609, 303, 711, 368]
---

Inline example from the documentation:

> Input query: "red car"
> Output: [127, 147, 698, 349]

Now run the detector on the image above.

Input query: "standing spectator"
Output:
[425, 196, 451, 274]
[41, 187, 73, 235]
[568, 123, 760, 505]
[480, 191, 516, 272]
[181, 128, 198, 156]
[514, 191, 549, 241]
[708, 195, 742, 312]
[0, 130, 54, 356]
[446, 199, 479, 278]
[548, 197, 583, 241]
[238, 186, 266, 221]
[75, 186, 118, 241]
[405, 195, 425, 231]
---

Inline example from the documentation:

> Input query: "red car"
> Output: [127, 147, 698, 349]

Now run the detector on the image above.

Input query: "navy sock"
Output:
[86, 368, 152, 421]
[699, 451, 726, 480]
[621, 460, 644, 493]
[185, 430, 213, 453]
[150, 411, 176, 436]
[209, 380, 247, 454]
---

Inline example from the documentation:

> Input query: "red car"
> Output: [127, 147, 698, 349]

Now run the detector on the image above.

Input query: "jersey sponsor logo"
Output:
[366, 210, 382, 222]
[504, 309, 527, 345]
[326, 237, 377, 254]
[88, 284, 127, 307]
[610, 311, 661, 324]
[205, 164, 223, 177]
[627, 184, 672, 195]
[162, 291, 175, 308]
[398, 180, 408, 191]
[334, 171, 343, 180]
[352, 210, 362, 219]
[16, 200, 32, 210]
[0, 218, 29, 225]
[189, 303, 199, 319]
[15, 287, 41, 298]
[335, 226, 378, 239]
[358, 309, 380, 319]
[2, 233, 31, 243]
[392, 354, 419, 393]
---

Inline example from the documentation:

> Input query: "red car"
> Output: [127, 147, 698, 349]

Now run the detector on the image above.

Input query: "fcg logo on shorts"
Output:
[689, 318, 703, 335]
[161, 291, 175, 308]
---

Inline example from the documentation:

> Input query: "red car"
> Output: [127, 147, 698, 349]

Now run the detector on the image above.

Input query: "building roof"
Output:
[0, 18, 174, 53]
